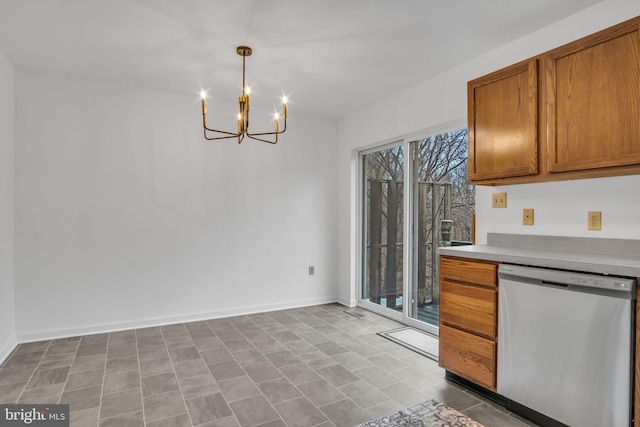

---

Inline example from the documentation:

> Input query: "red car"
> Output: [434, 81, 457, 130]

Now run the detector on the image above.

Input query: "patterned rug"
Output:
[356, 399, 485, 427]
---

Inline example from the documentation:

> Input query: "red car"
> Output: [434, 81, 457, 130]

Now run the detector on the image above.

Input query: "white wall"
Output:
[0, 48, 16, 361]
[337, 0, 640, 305]
[474, 177, 640, 244]
[15, 70, 338, 341]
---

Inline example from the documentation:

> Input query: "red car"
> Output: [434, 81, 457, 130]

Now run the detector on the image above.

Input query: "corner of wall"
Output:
[0, 47, 17, 364]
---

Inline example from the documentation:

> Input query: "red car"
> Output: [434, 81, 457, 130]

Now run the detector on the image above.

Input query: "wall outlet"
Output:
[492, 192, 507, 208]
[308, 266, 315, 275]
[588, 211, 601, 230]
[523, 209, 534, 226]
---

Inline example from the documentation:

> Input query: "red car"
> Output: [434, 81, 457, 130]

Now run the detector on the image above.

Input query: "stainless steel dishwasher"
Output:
[497, 264, 635, 427]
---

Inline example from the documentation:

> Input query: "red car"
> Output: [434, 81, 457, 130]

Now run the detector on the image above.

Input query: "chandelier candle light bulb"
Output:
[200, 90, 207, 117]
[200, 46, 288, 144]
[282, 96, 288, 119]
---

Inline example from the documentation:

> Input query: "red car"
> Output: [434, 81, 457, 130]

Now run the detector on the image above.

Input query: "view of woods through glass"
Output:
[362, 129, 475, 327]
[363, 145, 405, 314]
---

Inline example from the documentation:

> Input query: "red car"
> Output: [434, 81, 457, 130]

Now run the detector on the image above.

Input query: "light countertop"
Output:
[437, 233, 640, 277]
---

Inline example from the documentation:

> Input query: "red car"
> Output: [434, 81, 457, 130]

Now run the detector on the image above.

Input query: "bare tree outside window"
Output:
[363, 145, 404, 312]
[411, 129, 474, 325]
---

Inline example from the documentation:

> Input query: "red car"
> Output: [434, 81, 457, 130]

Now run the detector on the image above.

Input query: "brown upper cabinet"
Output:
[468, 17, 640, 185]
[547, 20, 640, 173]
[468, 59, 538, 181]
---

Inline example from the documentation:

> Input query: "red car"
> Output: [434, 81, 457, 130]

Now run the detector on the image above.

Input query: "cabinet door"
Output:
[546, 19, 640, 173]
[439, 324, 496, 390]
[468, 59, 538, 182]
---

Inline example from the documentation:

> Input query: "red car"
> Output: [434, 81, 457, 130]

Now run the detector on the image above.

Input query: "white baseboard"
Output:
[335, 296, 357, 307]
[0, 335, 18, 367]
[16, 296, 339, 343]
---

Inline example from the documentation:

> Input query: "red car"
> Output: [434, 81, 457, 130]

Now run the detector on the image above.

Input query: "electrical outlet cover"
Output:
[588, 211, 601, 230]
[523, 209, 534, 226]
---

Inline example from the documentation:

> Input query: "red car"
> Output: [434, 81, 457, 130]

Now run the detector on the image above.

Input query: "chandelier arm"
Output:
[247, 134, 278, 144]
[203, 125, 239, 136]
[247, 120, 286, 136]
[203, 131, 242, 141]
[247, 131, 279, 137]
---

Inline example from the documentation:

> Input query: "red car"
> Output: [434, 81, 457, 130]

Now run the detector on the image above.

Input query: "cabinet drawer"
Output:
[440, 257, 497, 287]
[440, 280, 497, 338]
[439, 324, 496, 391]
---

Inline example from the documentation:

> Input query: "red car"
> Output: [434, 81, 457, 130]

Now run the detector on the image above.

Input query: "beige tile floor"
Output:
[0, 304, 537, 426]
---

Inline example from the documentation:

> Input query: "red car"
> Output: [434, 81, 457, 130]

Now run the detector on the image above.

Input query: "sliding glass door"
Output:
[362, 144, 404, 315]
[359, 127, 474, 332]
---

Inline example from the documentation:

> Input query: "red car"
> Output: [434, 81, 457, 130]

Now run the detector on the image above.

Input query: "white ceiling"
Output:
[0, 0, 601, 118]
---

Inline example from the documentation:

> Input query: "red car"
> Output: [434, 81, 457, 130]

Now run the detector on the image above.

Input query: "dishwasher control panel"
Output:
[568, 275, 632, 291]
[499, 264, 635, 294]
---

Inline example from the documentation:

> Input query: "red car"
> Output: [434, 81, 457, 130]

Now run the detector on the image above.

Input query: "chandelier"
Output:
[200, 46, 287, 144]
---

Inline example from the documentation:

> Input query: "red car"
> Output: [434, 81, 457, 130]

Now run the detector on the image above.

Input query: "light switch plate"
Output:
[492, 193, 507, 208]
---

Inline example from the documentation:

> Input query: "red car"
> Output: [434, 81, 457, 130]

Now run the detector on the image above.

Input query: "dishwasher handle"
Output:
[540, 280, 569, 289]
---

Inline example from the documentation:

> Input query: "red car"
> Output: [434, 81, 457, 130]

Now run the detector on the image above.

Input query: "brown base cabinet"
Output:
[440, 324, 496, 390]
[440, 256, 640, 426]
[438, 256, 499, 391]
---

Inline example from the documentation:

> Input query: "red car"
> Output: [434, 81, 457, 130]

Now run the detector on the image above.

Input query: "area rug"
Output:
[378, 327, 439, 361]
[355, 399, 485, 427]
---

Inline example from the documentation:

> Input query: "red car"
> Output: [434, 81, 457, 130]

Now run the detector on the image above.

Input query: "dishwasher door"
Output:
[498, 265, 634, 427]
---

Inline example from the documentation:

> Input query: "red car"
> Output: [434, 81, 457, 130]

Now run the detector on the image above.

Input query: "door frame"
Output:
[357, 139, 406, 323]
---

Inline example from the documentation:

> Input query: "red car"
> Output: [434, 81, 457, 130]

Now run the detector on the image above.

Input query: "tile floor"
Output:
[0, 304, 537, 427]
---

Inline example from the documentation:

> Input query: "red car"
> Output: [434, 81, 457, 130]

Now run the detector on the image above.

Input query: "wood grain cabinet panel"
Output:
[440, 324, 497, 391]
[468, 16, 640, 185]
[547, 19, 640, 173]
[468, 59, 538, 182]
[439, 256, 499, 391]
[440, 279, 497, 338]
[440, 257, 498, 288]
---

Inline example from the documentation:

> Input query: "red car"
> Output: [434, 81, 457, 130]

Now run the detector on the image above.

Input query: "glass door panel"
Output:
[362, 145, 404, 314]
[409, 129, 474, 327]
